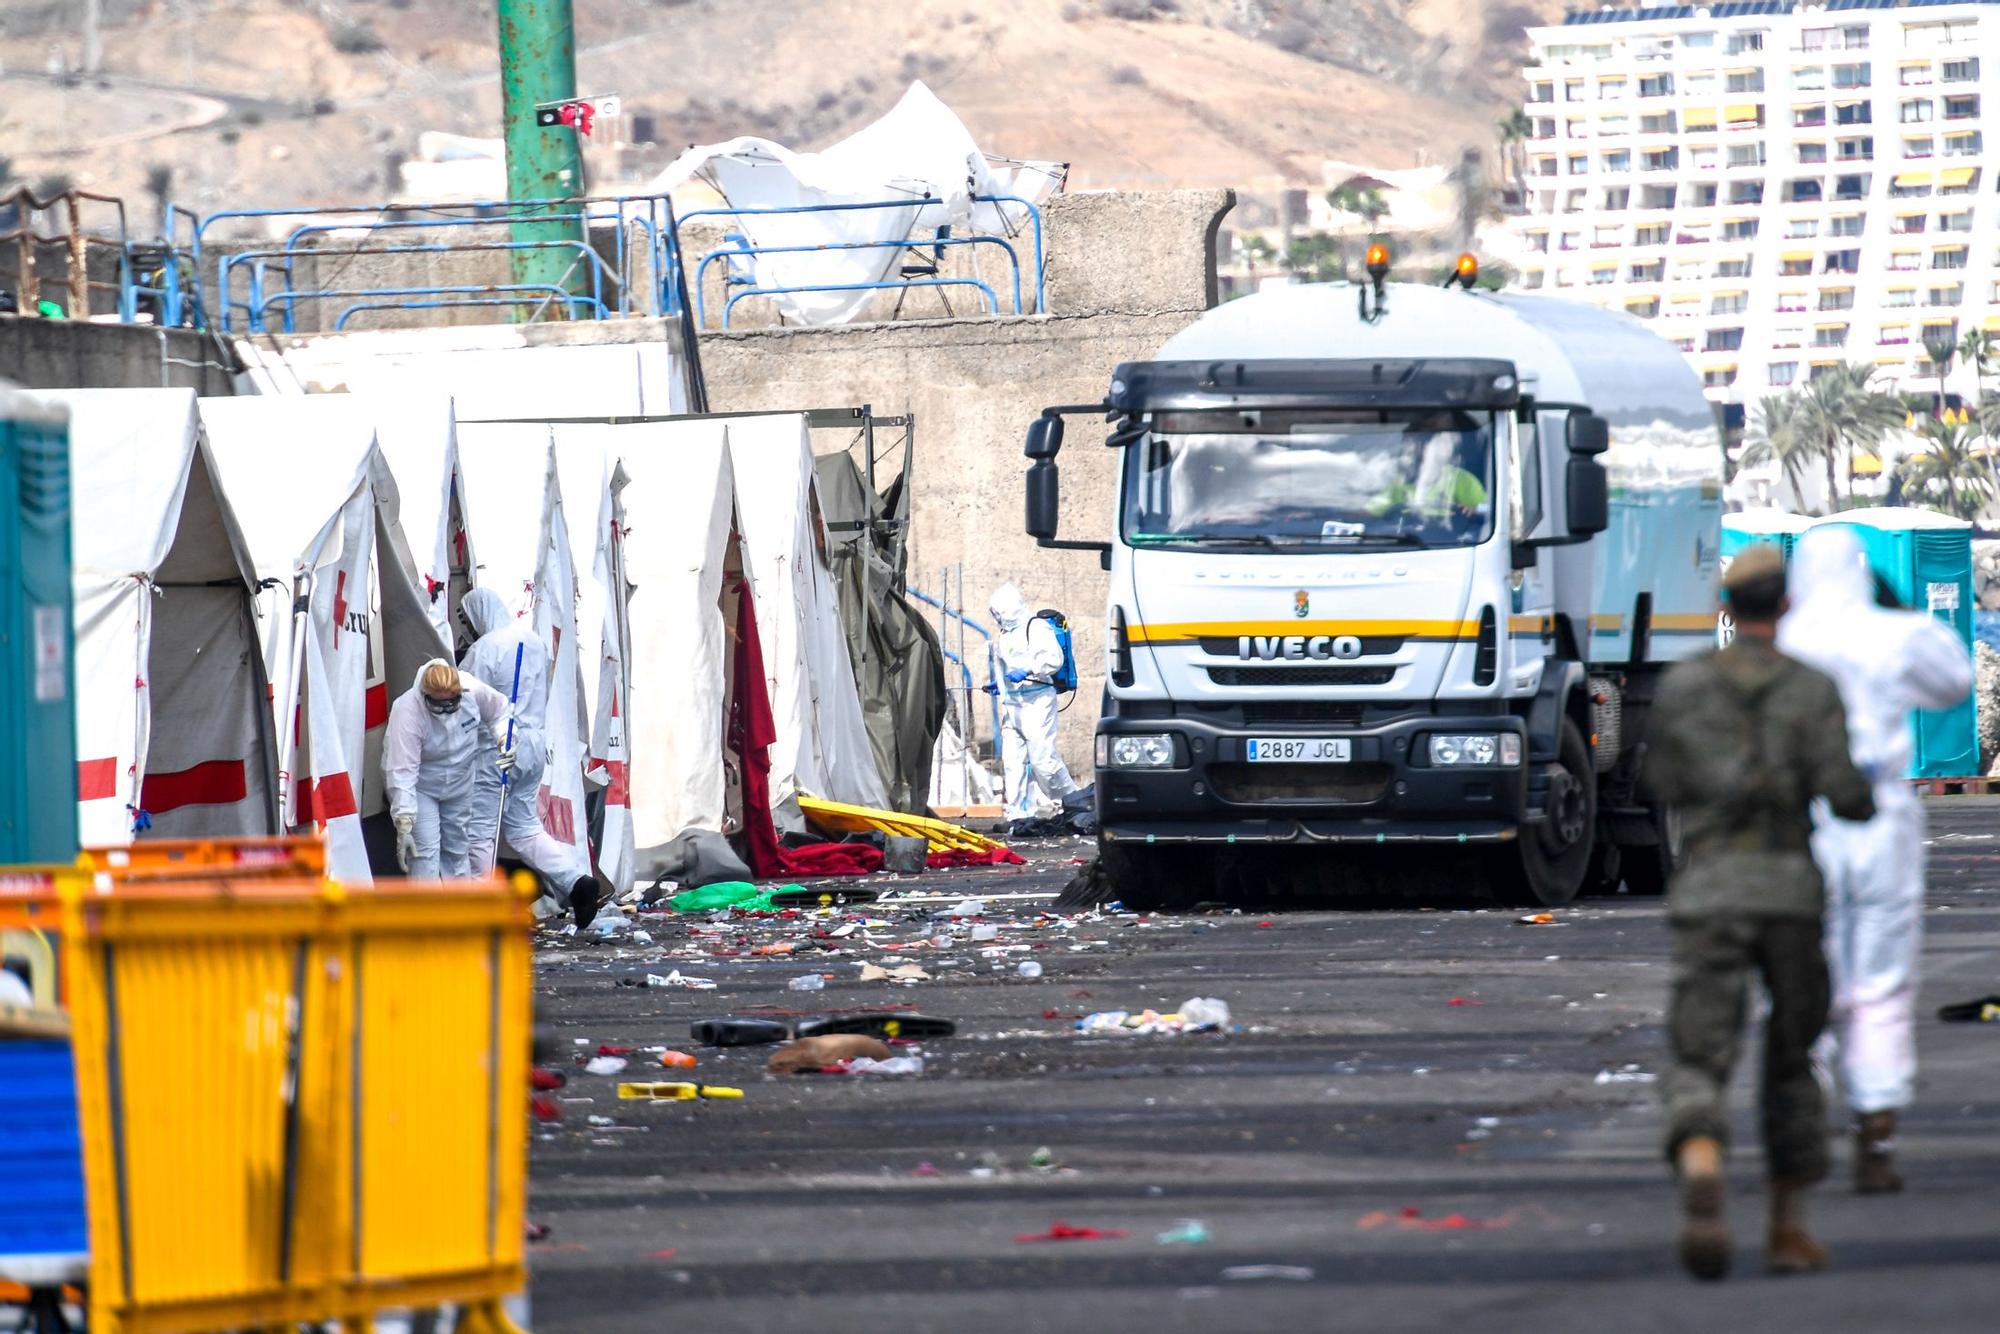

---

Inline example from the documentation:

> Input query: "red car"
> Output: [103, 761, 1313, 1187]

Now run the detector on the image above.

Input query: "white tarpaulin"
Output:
[725, 414, 888, 814]
[653, 81, 1063, 326]
[38, 388, 277, 846]
[198, 396, 446, 882]
[372, 395, 471, 652]
[455, 426, 593, 871]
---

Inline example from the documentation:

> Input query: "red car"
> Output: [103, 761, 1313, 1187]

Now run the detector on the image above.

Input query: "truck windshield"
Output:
[1122, 409, 1497, 550]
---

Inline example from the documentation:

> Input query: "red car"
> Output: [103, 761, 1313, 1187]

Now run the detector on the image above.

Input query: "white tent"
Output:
[372, 395, 471, 652]
[602, 415, 887, 848]
[39, 388, 277, 845]
[197, 396, 445, 881]
[653, 81, 1063, 326]
[454, 425, 595, 874]
[235, 338, 689, 419]
[724, 414, 887, 814]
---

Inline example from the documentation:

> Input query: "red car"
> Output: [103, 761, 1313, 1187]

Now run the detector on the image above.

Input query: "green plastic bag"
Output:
[666, 881, 802, 913]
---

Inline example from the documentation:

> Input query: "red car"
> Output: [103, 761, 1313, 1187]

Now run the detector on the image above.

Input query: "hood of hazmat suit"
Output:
[382, 658, 513, 816]
[989, 582, 1029, 634]
[461, 585, 551, 733]
[1779, 527, 1974, 791]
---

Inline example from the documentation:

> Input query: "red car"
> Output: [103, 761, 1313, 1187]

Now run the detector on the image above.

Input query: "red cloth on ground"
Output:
[728, 581, 880, 879]
[926, 846, 1026, 869]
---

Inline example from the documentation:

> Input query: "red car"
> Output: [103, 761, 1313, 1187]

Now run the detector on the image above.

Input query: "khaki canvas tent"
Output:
[197, 395, 446, 882]
[39, 388, 278, 845]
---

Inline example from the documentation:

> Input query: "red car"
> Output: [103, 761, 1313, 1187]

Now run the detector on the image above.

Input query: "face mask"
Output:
[425, 694, 461, 716]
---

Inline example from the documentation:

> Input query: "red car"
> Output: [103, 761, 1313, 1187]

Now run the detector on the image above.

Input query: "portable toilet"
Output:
[0, 385, 77, 863]
[1810, 508, 1978, 779]
[1721, 508, 1812, 561]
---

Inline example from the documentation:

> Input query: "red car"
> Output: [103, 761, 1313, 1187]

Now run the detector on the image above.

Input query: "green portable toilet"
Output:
[0, 384, 77, 863]
[1722, 508, 1812, 561]
[1811, 508, 1978, 779]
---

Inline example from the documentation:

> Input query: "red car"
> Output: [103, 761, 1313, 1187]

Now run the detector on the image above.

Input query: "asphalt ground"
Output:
[525, 803, 2000, 1333]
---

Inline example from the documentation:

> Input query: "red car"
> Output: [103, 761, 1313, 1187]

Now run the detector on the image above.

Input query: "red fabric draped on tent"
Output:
[729, 578, 884, 879]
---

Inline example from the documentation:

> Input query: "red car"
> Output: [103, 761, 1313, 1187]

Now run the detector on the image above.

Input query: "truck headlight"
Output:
[1106, 733, 1175, 769]
[1428, 733, 1521, 767]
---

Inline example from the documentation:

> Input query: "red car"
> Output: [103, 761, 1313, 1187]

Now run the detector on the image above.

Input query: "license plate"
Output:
[1245, 737, 1351, 763]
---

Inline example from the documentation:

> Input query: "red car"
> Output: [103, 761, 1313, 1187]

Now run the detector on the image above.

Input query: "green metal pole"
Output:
[498, 0, 586, 317]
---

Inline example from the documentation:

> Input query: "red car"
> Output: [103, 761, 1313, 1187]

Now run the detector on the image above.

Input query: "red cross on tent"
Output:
[331, 570, 349, 649]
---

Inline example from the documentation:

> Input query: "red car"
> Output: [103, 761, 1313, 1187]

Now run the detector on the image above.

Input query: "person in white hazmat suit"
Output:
[1777, 526, 1973, 1193]
[460, 587, 603, 927]
[987, 582, 1089, 836]
[383, 660, 517, 880]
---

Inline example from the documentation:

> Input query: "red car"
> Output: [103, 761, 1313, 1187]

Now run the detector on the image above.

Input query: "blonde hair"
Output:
[421, 661, 461, 696]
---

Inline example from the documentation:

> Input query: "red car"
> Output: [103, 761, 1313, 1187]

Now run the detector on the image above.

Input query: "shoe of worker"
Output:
[1766, 1179, 1830, 1275]
[1675, 1135, 1731, 1281]
[1855, 1111, 1904, 1195]
[569, 875, 604, 930]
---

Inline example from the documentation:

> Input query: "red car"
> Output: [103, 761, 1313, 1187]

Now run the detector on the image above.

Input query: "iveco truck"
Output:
[1023, 266, 1722, 907]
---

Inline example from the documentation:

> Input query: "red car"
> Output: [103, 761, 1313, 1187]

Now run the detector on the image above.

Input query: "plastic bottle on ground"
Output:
[1017, 961, 1044, 979]
[788, 974, 827, 992]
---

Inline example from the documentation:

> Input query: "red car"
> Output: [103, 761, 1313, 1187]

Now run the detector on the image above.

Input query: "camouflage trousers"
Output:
[1662, 915, 1832, 1184]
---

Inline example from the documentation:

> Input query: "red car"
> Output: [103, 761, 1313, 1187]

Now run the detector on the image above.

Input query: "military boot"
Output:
[1767, 1178, 1830, 1275]
[1675, 1135, 1730, 1281]
[1855, 1111, 1903, 1194]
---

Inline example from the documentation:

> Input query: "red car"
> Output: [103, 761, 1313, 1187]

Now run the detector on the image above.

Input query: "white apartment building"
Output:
[1506, 1, 2000, 433]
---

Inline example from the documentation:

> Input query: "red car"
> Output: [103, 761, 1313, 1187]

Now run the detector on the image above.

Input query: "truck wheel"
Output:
[1618, 805, 1682, 897]
[1098, 839, 1214, 912]
[1502, 719, 1596, 907]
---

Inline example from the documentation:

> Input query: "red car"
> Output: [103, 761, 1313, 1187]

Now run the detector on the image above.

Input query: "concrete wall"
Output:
[700, 189, 1234, 772]
[0, 314, 238, 394]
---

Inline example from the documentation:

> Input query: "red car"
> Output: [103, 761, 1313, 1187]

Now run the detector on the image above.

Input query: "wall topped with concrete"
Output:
[0, 315, 238, 395]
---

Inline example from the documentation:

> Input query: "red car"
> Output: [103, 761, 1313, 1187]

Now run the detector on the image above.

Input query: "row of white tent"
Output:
[43, 387, 888, 886]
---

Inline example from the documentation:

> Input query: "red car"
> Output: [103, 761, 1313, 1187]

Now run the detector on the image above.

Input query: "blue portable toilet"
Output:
[1721, 508, 1812, 561]
[1809, 508, 1979, 779]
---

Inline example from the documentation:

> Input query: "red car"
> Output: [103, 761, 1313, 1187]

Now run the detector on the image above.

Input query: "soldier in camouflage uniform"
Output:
[1646, 545, 1876, 1281]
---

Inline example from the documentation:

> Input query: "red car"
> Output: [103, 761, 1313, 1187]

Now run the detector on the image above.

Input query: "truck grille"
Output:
[1210, 762, 1392, 805]
[1241, 702, 1366, 727]
[1207, 666, 1394, 687]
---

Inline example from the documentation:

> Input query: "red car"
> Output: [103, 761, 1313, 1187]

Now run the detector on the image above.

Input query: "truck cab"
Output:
[1023, 275, 1722, 907]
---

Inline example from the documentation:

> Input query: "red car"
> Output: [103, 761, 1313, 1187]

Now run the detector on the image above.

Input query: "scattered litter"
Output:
[1029, 1146, 1056, 1172]
[1220, 1265, 1313, 1282]
[1015, 1222, 1128, 1243]
[1358, 1206, 1515, 1232]
[618, 1082, 744, 1101]
[1156, 1219, 1212, 1245]
[690, 1018, 790, 1047]
[970, 924, 1000, 942]
[946, 899, 987, 918]
[596, 1045, 634, 1057]
[1077, 999, 1232, 1035]
[1517, 913, 1558, 926]
[1937, 994, 2000, 1023]
[857, 962, 931, 983]
[531, 1095, 561, 1123]
[586, 1115, 617, 1127]
[913, 1161, 941, 1177]
[1180, 997, 1230, 1028]
[767, 1034, 893, 1073]
[531, 1068, 566, 1091]
[657, 1050, 698, 1069]
[1594, 1064, 1657, 1085]
[846, 1055, 925, 1076]
[787, 973, 828, 992]
[646, 971, 716, 990]
[1017, 961, 1044, 979]
[666, 881, 785, 914]
[630, 930, 654, 946]
[583, 1055, 628, 1076]
[796, 1013, 956, 1041]
[1446, 997, 1483, 1008]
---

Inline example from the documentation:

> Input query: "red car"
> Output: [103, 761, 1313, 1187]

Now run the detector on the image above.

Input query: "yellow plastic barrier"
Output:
[54, 856, 534, 1334]
[797, 796, 1011, 855]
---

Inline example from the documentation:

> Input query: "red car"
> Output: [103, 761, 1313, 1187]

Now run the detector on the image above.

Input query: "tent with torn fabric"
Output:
[197, 395, 446, 881]
[39, 388, 278, 845]
[454, 425, 596, 879]
[371, 394, 472, 654]
[653, 81, 1064, 326]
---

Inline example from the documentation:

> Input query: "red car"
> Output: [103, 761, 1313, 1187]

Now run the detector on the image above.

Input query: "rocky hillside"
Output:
[0, 0, 1565, 223]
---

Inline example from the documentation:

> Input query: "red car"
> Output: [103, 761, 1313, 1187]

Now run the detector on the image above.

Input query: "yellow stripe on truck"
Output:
[1128, 619, 1480, 645]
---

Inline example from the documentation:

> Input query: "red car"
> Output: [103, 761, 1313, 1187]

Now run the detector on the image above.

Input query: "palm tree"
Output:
[1497, 109, 1532, 196]
[1740, 393, 1816, 508]
[1903, 418, 1994, 521]
[1793, 363, 1904, 510]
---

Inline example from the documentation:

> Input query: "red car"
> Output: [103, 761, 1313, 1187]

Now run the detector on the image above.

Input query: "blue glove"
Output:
[1005, 668, 1030, 684]
[981, 682, 999, 696]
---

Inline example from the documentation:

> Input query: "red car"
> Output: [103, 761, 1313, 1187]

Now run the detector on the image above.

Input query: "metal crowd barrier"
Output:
[677, 194, 1047, 329]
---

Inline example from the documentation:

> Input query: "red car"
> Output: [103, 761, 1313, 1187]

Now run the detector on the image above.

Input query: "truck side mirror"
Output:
[1026, 460, 1060, 540]
[1566, 413, 1610, 456]
[1566, 455, 1609, 537]
[1025, 415, 1064, 459]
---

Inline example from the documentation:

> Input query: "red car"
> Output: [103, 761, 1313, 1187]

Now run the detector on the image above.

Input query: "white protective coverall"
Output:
[1779, 527, 1974, 1113]
[383, 660, 513, 878]
[989, 582, 1081, 823]
[460, 587, 595, 893]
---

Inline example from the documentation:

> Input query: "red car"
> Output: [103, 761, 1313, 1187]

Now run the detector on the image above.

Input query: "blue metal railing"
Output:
[906, 583, 1001, 745]
[677, 194, 1045, 329]
[193, 192, 687, 334]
